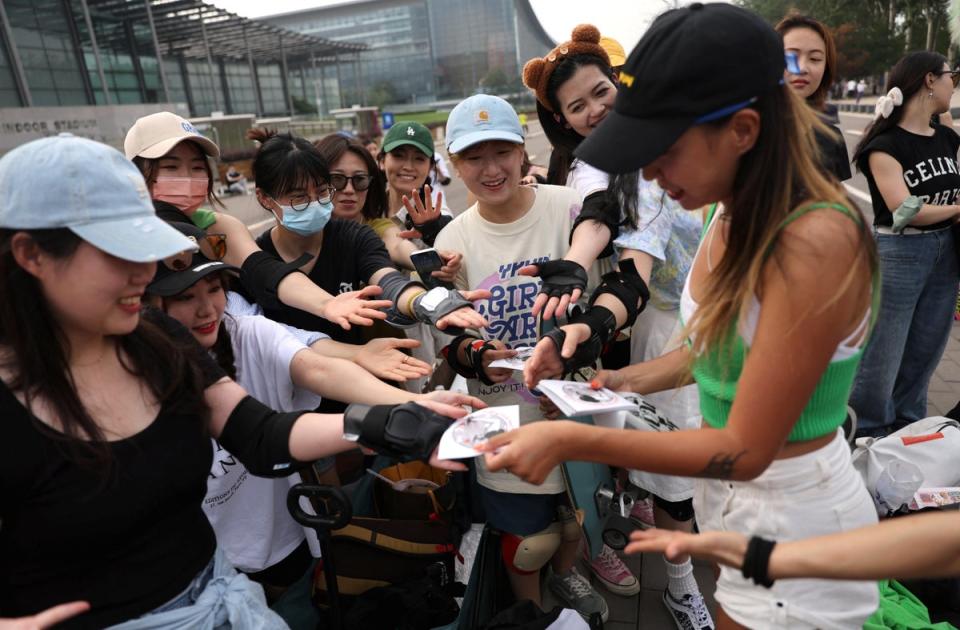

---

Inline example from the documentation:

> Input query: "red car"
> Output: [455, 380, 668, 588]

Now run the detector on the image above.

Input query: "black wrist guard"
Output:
[742, 536, 777, 588]
[239, 251, 314, 310]
[463, 337, 498, 386]
[377, 270, 421, 328]
[443, 334, 482, 379]
[543, 305, 617, 376]
[413, 287, 474, 336]
[343, 402, 452, 461]
[536, 259, 589, 300]
[589, 258, 649, 329]
[405, 214, 453, 246]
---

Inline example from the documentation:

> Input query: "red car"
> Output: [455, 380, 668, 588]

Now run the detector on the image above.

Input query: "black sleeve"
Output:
[939, 123, 960, 155]
[348, 221, 395, 282]
[572, 190, 619, 258]
[818, 124, 852, 182]
[855, 132, 898, 174]
[239, 250, 313, 311]
[141, 307, 226, 387]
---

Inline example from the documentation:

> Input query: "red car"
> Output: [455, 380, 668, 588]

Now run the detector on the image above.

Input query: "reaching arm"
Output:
[868, 152, 960, 226]
[488, 209, 873, 484]
[626, 511, 960, 581]
[289, 349, 419, 405]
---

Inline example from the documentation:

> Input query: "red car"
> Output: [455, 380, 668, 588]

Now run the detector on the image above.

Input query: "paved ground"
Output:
[218, 117, 960, 628]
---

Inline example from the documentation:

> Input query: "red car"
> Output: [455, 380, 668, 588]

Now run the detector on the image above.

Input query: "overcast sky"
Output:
[208, 0, 720, 54]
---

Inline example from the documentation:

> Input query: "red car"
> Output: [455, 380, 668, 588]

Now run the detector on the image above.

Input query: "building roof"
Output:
[85, 0, 366, 63]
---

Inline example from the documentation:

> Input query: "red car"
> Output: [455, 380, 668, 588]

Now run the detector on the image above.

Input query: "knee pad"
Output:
[500, 523, 562, 575]
[653, 495, 695, 522]
[556, 505, 581, 542]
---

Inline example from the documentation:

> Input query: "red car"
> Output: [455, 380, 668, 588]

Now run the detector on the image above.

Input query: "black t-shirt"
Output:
[0, 310, 225, 628]
[254, 219, 393, 344]
[858, 124, 960, 230]
[816, 121, 852, 182]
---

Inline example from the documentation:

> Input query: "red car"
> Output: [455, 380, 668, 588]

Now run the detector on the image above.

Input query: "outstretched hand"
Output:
[625, 529, 749, 570]
[354, 338, 432, 382]
[433, 289, 491, 332]
[475, 420, 579, 485]
[399, 184, 443, 240]
[522, 323, 592, 389]
[319, 285, 393, 330]
[0, 601, 90, 630]
[519, 261, 586, 321]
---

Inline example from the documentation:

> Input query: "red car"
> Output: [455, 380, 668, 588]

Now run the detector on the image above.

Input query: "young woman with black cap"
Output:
[146, 222, 481, 625]
[477, 5, 880, 629]
[0, 135, 469, 629]
[520, 25, 709, 626]
[848, 51, 960, 440]
[125, 112, 393, 337]
[776, 13, 852, 181]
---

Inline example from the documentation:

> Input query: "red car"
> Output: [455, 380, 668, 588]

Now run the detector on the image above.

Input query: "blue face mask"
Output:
[276, 199, 333, 236]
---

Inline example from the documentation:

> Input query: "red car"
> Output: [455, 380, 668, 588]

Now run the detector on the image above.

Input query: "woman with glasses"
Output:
[316, 134, 463, 281]
[247, 129, 486, 377]
[848, 51, 960, 440]
[776, 13, 851, 182]
[0, 134, 472, 630]
[125, 112, 391, 335]
[146, 221, 481, 625]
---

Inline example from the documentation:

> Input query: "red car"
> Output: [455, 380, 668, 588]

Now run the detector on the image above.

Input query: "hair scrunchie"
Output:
[874, 87, 904, 120]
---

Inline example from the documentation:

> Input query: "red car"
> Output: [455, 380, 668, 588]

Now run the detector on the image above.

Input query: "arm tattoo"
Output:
[697, 450, 747, 479]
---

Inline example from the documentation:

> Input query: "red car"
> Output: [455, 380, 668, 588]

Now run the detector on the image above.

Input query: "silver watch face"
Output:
[419, 287, 448, 311]
[343, 431, 361, 442]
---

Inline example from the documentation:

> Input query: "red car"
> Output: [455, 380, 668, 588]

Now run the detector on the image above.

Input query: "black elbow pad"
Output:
[219, 395, 309, 477]
[239, 251, 313, 310]
[589, 258, 650, 329]
[572, 190, 621, 257]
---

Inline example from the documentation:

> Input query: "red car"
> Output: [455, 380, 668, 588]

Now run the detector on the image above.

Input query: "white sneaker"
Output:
[663, 587, 714, 630]
[547, 567, 610, 623]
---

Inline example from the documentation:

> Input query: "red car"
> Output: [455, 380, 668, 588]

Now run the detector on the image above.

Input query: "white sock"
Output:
[665, 557, 699, 597]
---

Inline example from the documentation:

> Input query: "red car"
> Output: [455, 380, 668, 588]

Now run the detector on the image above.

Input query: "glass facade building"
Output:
[0, 0, 362, 117]
[265, 0, 555, 104]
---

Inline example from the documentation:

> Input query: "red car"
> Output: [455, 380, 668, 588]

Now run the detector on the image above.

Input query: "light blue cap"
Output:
[0, 134, 196, 262]
[445, 94, 524, 154]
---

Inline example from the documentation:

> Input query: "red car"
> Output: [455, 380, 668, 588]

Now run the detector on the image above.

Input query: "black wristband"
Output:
[344, 402, 452, 461]
[741, 535, 777, 588]
[443, 334, 483, 379]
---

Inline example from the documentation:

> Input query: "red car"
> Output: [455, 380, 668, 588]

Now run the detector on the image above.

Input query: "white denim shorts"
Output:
[694, 429, 879, 629]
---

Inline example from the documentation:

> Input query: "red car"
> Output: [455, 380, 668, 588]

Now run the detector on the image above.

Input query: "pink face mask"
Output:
[153, 176, 209, 214]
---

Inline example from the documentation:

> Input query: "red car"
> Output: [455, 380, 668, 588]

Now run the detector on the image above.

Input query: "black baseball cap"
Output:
[148, 222, 238, 297]
[576, 2, 786, 173]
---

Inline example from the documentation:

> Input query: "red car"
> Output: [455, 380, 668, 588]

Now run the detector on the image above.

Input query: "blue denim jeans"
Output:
[850, 227, 959, 438]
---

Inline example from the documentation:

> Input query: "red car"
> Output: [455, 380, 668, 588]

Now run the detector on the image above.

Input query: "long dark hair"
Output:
[247, 128, 331, 206]
[0, 229, 209, 466]
[688, 86, 877, 357]
[156, 272, 238, 381]
[775, 13, 838, 110]
[852, 51, 947, 169]
[314, 134, 387, 222]
[537, 52, 641, 230]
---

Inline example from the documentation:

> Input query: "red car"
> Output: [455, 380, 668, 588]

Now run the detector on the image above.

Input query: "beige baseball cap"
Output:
[124, 111, 220, 160]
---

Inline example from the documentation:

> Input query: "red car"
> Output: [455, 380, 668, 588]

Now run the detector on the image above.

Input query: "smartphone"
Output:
[410, 247, 453, 289]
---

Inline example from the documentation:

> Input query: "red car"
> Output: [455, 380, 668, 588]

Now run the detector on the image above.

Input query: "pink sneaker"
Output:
[630, 496, 656, 529]
[586, 544, 640, 596]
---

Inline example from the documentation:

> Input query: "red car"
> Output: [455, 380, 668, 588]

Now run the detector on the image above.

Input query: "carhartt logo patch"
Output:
[475, 110, 490, 125]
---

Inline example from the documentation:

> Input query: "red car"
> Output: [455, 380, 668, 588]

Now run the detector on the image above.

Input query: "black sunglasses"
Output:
[329, 173, 372, 192]
[938, 68, 960, 88]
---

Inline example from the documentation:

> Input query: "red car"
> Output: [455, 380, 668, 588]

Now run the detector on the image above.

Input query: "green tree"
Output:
[737, 0, 953, 77]
[367, 81, 398, 109]
[480, 66, 509, 94]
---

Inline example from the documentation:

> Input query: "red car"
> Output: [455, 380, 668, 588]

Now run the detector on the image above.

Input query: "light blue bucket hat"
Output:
[0, 133, 196, 262]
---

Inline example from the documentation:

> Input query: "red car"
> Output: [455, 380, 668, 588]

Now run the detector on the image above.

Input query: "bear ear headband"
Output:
[522, 24, 611, 112]
[874, 87, 903, 120]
